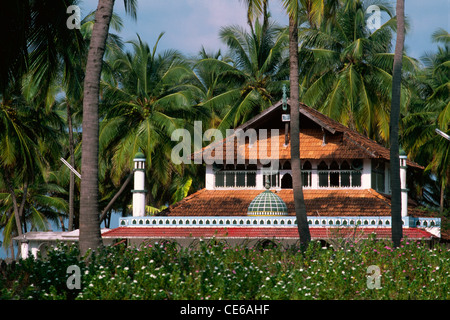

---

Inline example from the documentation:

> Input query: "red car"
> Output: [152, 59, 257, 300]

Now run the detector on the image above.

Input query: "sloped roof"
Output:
[195, 101, 423, 169]
[102, 226, 435, 240]
[160, 188, 431, 218]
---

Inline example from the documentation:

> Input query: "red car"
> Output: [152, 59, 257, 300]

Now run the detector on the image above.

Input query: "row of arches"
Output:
[122, 217, 438, 227]
[214, 159, 363, 171]
[214, 160, 363, 189]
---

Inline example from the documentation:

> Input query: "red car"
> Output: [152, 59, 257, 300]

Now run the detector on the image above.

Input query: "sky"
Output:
[79, 0, 450, 61]
[0, 1, 448, 259]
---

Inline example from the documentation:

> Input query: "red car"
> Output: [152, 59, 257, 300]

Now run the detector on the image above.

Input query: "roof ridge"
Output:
[367, 188, 392, 206]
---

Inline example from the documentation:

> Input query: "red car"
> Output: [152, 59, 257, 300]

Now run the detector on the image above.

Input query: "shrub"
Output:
[1, 238, 449, 300]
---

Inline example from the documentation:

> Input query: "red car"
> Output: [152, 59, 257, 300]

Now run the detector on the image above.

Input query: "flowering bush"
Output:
[1, 238, 449, 300]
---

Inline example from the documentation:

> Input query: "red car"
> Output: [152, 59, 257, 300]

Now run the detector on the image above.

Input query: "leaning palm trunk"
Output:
[79, 0, 115, 255]
[67, 102, 75, 231]
[390, 0, 405, 248]
[288, 14, 311, 249]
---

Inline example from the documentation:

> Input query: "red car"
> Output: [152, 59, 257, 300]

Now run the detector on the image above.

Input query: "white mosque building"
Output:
[15, 99, 442, 259]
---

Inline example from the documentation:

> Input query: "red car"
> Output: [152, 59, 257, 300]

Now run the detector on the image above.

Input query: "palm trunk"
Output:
[9, 239, 15, 261]
[99, 173, 133, 224]
[289, 14, 311, 250]
[5, 173, 23, 237]
[79, 0, 115, 255]
[67, 101, 75, 231]
[390, 0, 405, 248]
[18, 181, 28, 233]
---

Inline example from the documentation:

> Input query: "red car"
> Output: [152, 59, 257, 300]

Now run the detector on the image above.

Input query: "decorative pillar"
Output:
[20, 236, 29, 259]
[132, 151, 147, 217]
[399, 149, 408, 217]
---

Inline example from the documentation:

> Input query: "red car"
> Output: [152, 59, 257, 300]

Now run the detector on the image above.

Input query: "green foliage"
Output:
[1, 239, 449, 300]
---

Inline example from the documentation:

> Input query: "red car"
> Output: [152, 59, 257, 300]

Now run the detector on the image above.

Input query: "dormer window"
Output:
[371, 160, 386, 193]
[317, 160, 362, 188]
[214, 163, 257, 188]
[302, 161, 312, 187]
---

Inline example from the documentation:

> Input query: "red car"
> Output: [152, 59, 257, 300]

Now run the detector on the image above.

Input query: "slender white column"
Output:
[20, 238, 29, 259]
[132, 153, 147, 217]
[361, 159, 372, 189]
[256, 164, 264, 189]
[400, 152, 408, 217]
[205, 165, 214, 190]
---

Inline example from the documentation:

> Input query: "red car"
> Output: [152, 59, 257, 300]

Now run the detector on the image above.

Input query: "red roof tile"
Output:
[195, 101, 423, 169]
[102, 227, 435, 240]
[161, 188, 431, 218]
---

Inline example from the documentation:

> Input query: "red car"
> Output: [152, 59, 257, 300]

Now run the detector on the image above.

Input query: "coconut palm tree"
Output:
[0, 97, 44, 237]
[402, 29, 449, 215]
[209, 16, 289, 131]
[285, 0, 312, 249]
[54, 10, 125, 232]
[298, 0, 416, 145]
[241, 0, 315, 248]
[0, 81, 63, 241]
[0, 175, 68, 252]
[79, 0, 137, 255]
[389, 0, 405, 248]
[99, 34, 206, 211]
[0, 1, 89, 243]
[191, 48, 236, 128]
[0, 0, 83, 98]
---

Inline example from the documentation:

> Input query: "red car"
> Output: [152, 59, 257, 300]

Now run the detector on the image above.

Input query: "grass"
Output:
[1, 237, 449, 300]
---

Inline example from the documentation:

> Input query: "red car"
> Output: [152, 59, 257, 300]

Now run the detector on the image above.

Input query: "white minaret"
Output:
[132, 151, 147, 217]
[399, 149, 408, 217]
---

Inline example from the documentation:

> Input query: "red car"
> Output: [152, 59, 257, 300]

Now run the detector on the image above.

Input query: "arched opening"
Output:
[318, 161, 328, 187]
[340, 161, 351, 187]
[225, 164, 235, 187]
[302, 161, 312, 187]
[247, 163, 257, 187]
[281, 173, 292, 189]
[330, 161, 339, 187]
[236, 164, 246, 187]
[282, 161, 291, 170]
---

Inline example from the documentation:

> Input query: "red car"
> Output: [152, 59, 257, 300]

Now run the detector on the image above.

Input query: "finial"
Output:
[134, 147, 145, 160]
[282, 84, 287, 111]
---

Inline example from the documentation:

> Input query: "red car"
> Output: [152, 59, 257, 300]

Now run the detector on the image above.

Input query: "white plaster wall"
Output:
[362, 159, 372, 189]
[205, 165, 214, 190]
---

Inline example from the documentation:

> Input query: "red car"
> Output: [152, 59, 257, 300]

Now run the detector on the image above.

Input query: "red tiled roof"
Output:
[102, 226, 435, 240]
[160, 188, 431, 218]
[195, 101, 423, 169]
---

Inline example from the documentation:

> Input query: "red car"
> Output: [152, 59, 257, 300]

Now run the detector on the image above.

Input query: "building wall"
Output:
[206, 158, 375, 191]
